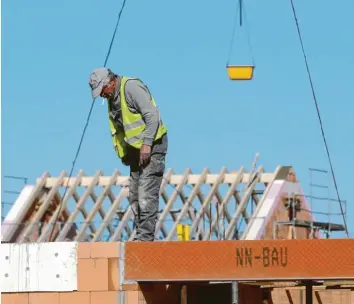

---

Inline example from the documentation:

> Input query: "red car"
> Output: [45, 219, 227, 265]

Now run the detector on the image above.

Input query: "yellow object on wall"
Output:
[177, 224, 190, 241]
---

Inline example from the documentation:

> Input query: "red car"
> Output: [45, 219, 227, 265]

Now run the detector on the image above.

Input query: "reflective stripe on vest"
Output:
[107, 77, 167, 158]
[120, 77, 167, 149]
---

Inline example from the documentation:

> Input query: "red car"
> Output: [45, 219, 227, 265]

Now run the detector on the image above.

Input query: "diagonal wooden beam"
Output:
[240, 165, 284, 240]
[92, 186, 129, 241]
[177, 189, 197, 230]
[166, 168, 209, 241]
[72, 191, 96, 234]
[190, 167, 227, 240]
[215, 189, 232, 223]
[233, 192, 251, 226]
[152, 169, 174, 239]
[110, 205, 134, 241]
[88, 184, 115, 236]
[154, 168, 191, 239]
[17, 171, 67, 243]
[203, 167, 245, 240]
[74, 169, 120, 241]
[37, 170, 85, 242]
[56, 170, 102, 241]
[236, 153, 260, 227]
[224, 166, 264, 240]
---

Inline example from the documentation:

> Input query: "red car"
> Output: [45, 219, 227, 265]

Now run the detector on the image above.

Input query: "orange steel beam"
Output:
[124, 239, 354, 282]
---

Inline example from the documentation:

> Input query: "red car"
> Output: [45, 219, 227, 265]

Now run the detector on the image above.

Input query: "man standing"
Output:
[89, 67, 168, 242]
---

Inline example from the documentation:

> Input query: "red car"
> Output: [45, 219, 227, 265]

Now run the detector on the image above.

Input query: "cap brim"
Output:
[92, 83, 104, 99]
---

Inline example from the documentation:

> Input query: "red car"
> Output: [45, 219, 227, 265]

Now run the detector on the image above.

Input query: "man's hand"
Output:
[139, 144, 152, 167]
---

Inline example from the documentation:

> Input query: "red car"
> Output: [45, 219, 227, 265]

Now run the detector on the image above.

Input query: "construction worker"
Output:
[89, 67, 168, 242]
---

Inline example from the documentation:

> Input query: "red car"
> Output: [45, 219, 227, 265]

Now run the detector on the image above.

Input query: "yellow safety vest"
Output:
[108, 77, 167, 159]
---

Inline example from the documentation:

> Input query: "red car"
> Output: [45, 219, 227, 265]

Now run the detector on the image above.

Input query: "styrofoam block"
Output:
[245, 180, 284, 240]
[1, 185, 35, 242]
[0, 242, 78, 292]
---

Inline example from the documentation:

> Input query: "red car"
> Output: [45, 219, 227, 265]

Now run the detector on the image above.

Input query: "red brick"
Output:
[77, 243, 91, 259]
[29, 293, 59, 304]
[122, 283, 140, 291]
[59, 292, 90, 304]
[1, 293, 29, 304]
[124, 291, 140, 304]
[122, 283, 154, 292]
[78, 258, 109, 291]
[91, 291, 120, 304]
[108, 258, 119, 291]
[90, 242, 120, 258]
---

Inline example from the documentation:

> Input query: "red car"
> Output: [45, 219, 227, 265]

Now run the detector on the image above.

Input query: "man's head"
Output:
[89, 67, 117, 99]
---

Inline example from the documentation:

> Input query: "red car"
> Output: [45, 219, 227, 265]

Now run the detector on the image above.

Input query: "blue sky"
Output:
[2, 0, 353, 237]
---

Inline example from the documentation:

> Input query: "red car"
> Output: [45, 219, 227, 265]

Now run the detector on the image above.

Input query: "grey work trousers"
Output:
[128, 146, 166, 241]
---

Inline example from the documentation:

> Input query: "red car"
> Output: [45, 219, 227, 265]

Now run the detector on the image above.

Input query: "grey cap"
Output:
[89, 67, 110, 98]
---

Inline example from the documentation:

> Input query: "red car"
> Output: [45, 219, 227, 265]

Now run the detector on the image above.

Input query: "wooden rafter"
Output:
[4, 165, 303, 243]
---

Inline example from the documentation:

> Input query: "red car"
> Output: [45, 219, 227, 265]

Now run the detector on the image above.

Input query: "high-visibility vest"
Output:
[108, 77, 167, 159]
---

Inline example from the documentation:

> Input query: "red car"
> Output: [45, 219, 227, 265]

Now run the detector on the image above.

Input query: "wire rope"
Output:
[48, 0, 128, 241]
[289, 0, 349, 237]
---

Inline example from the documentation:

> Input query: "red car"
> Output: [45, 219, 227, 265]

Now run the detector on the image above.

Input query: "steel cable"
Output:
[289, 0, 349, 237]
[48, 0, 128, 241]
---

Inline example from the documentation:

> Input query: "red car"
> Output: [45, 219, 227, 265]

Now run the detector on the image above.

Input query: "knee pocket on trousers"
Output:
[149, 154, 165, 177]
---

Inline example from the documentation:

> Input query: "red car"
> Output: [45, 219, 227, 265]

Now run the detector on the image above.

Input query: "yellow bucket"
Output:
[226, 65, 254, 80]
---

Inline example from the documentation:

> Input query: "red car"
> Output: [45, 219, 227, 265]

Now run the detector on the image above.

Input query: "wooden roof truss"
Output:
[2, 165, 294, 243]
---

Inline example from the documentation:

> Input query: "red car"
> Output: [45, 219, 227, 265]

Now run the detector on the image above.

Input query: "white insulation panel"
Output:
[0, 242, 78, 292]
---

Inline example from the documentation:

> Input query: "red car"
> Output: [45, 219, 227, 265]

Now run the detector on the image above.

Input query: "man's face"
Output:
[100, 79, 116, 99]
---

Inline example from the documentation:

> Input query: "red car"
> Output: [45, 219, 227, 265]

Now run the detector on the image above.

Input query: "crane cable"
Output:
[48, 0, 128, 241]
[289, 0, 349, 237]
[226, 0, 255, 67]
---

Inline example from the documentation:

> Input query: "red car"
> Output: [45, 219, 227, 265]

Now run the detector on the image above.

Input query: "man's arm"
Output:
[125, 80, 159, 146]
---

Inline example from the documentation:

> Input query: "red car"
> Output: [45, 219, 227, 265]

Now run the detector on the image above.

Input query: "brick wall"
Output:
[1, 242, 181, 304]
[2, 242, 353, 304]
